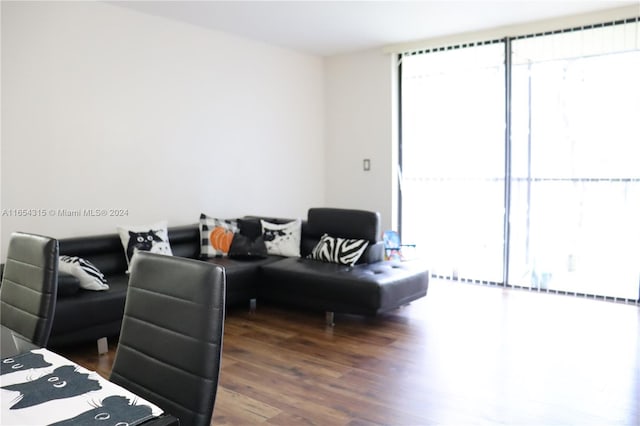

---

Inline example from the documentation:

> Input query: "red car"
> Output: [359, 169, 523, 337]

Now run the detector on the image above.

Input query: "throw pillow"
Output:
[228, 234, 268, 259]
[308, 233, 369, 266]
[261, 219, 301, 257]
[117, 220, 173, 269]
[199, 214, 238, 258]
[58, 255, 109, 291]
[236, 218, 263, 239]
[228, 218, 268, 259]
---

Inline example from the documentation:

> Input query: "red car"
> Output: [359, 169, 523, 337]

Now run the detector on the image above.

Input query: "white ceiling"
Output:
[112, 1, 638, 56]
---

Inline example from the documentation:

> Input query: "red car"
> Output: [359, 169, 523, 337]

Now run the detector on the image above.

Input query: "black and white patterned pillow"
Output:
[117, 221, 173, 270]
[59, 256, 109, 291]
[308, 233, 369, 266]
[199, 214, 238, 258]
[261, 219, 301, 257]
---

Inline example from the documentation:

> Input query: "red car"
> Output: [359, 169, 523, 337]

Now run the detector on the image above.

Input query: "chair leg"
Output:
[325, 311, 335, 327]
[249, 298, 257, 314]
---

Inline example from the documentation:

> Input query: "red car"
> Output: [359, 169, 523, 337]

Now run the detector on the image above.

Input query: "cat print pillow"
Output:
[261, 219, 301, 257]
[117, 220, 173, 270]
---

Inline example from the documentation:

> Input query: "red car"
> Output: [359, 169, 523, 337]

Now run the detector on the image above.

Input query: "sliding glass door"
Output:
[509, 23, 640, 299]
[400, 18, 640, 301]
[400, 43, 505, 283]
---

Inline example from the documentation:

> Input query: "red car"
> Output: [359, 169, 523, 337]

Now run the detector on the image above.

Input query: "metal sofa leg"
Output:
[97, 337, 108, 355]
[325, 311, 335, 327]
[249, 298, 257, 314]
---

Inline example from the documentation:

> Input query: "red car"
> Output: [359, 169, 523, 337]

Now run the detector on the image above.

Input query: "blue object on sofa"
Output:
[383, 230, 417, 261]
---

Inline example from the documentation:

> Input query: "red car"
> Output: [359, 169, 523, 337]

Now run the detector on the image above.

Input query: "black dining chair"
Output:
[110, 251, 226, 426]
[0, 232, 59, 348]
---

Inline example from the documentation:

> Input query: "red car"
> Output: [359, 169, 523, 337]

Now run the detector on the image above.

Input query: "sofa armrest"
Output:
[57, 271, 81, 297]
[361, 241, 384, 264]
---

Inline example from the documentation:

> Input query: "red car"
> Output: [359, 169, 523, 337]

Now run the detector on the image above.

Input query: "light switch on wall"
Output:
[363, 158, 371, 171]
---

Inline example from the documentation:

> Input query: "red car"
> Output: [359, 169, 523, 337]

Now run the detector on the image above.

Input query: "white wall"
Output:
[0, 1, 325, 257]
[324, 50, 397, 232]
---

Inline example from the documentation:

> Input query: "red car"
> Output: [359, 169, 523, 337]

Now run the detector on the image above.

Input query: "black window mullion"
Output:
[397, 54, 404, 241]
[502, 37, 512, 287]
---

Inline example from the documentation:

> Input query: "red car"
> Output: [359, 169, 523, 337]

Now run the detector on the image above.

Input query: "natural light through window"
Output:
[401, 18, 640, 301]
[509, 21, 640, 299]
[401, 42, 505, 283]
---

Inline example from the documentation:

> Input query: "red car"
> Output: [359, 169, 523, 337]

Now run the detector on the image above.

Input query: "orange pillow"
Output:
[199, 214, 238, 258]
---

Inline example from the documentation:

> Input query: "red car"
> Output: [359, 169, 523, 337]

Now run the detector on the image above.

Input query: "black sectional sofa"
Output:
[48, 208, 429, 347]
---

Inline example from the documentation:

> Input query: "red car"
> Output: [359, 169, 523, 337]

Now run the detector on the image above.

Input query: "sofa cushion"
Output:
[59, 233, 128, 276]
[308, 234, 369, 266]
[167, 225, 200, 259]
[306, 208, 380, 242]
[260, 257, 429, 315]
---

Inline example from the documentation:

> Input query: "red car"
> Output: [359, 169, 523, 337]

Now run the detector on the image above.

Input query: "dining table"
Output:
[1, 326, 178, 425]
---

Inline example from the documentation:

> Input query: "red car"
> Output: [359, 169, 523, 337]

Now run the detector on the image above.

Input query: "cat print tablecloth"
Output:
[0, 348, 163, 425]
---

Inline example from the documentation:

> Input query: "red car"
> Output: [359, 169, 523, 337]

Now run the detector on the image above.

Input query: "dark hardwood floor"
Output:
[60, 279, 640, 425]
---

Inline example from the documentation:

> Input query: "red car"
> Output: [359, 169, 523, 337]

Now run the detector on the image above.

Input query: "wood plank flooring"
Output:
[60, 279, 640, 425]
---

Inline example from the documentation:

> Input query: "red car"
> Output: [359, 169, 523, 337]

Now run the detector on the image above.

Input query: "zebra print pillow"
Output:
[59, 255, 109, 291]
[308, 233, 369, 266]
